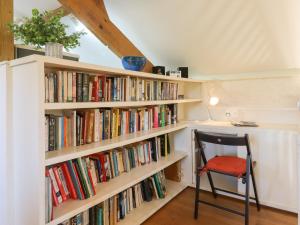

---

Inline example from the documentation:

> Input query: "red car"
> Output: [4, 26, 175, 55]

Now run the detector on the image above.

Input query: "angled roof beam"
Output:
[58, 0, 154, 72]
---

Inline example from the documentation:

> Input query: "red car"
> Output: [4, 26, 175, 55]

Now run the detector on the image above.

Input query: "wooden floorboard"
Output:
[143, 187, 297, 225]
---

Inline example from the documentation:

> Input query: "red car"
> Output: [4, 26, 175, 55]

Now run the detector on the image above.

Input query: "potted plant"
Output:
[9, 8, 86, 58]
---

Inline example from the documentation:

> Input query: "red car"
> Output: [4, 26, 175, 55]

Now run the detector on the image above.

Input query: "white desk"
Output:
[173, 120, 299, 214]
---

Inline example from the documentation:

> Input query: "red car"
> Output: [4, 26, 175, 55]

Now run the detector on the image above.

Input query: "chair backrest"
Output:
[194, 130, 252, 156]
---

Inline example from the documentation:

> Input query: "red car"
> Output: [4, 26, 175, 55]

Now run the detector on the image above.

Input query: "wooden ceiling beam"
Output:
[47, 6, 70, 18]
[58, 0, 153, 72]
[0, 0, 14, 61]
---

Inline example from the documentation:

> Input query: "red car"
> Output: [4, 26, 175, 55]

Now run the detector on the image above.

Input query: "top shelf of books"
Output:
[9, 55, 203, 83]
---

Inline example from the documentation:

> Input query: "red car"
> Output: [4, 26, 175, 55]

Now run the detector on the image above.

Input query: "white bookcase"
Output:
[2, 55, 203, 225]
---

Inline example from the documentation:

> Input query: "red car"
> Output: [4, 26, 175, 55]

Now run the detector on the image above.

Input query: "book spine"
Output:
[48, 168, 63, 205]
[63, 71, 68, 102]
[67, 72, 73, 102]
[72, 72, 77, 102]
[61, 163, 78, 199]
[76, 73, 83, 102]
[53, 166, 68, 201]
[82, 73, 90, 102]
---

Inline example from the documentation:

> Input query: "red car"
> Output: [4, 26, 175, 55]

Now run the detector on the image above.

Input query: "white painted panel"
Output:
[0, 63, 12, 225]
[11, 61, 45, 225]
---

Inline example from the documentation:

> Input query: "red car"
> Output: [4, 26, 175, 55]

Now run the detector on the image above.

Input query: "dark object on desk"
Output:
[152, 66, 165, 75]
[178, 95, 184, 100]
[193, 130, 261, 225]
[178, 67, 188, 78]
[231, 121, 258, 127]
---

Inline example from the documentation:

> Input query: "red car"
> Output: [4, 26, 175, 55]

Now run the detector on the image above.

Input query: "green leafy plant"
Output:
[9, 8, 86, 50]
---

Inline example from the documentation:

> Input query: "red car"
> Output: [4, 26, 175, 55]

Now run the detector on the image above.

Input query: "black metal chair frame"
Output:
[194, 130, 261, 225]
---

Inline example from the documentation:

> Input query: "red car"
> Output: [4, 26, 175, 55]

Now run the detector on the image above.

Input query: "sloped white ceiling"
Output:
[14, 0, 300, 76]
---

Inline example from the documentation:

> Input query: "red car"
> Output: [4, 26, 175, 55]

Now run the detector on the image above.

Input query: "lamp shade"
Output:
[209, 96, 219, 106]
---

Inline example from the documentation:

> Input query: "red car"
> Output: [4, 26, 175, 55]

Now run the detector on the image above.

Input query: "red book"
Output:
[92, 77, 99, 102]
[91, 153, 107, 182]
[72, 162, 85, 199]
[126, 111, 129, 134]
[153, 106, 159, 128]
[53, 167, 67, 202]
[51, 185, 59, 207]
[99, 154, 107, 182]
[61, 163, 78, 199]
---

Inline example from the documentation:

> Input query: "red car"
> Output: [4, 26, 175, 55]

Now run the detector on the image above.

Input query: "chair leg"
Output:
[207, 171, 218, 198]
[250, 164, 261, 211]
[245, 157, 250, 225]
[194, 172, 200, 219]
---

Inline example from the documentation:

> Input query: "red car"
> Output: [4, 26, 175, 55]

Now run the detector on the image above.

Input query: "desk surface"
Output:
[186, 120, 300, 133]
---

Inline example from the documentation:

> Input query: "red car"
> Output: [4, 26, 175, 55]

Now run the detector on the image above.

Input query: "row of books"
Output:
[58, 171, 167, 225]
[45, 71, 179, 103]
[45, 136, 171, 222]
[45, 105, 177, 152]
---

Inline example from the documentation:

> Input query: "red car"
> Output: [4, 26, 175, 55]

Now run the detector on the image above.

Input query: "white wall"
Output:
[199, 76, 300, 124]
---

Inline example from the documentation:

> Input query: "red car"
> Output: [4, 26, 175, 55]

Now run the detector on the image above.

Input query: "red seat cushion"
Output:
[204, 156, 246, 177]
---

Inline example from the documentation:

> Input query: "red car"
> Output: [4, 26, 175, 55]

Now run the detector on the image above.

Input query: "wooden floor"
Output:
[143, 188, 297, 225]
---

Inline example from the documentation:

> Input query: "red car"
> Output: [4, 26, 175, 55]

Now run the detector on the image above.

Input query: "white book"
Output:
[63, 71, 68, 102]
[134, 185, 140, 207]
[144, 110, 148, 131]
[48, 73, 54, 103]
[86, 158, 97, 187]
[82, 210, 89, 225]
[94, 109, 100, 142]
[99, 111, 103, 141]
[57, 166, 70, 197]
[129, 187, 133, 211]
[48, 168, 63, 204]
[45, 75, 49, 102]
[88, 81, 93, 101]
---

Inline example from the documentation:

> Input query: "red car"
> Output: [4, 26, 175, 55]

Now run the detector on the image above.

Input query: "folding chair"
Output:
[194, 131, 260, 225]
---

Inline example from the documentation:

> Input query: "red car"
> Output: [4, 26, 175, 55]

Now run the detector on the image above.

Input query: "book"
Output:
[61, 162, 77, 199]
[48, 168, 63, 206]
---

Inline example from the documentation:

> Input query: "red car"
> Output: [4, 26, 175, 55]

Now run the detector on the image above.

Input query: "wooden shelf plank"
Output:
[45, 99, 202, 110]
[118, 180, 187, 225]
[45, 122, 188, 166]
[47, 151, 187, 225]
[9, 55, 203, 83]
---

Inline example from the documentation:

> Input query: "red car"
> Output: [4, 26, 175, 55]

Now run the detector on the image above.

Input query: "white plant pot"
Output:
[45, 42, 63, 58]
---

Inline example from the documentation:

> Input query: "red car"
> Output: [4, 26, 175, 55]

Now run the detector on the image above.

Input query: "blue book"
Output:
[96, 206, 103, 225]
[113, 151, 119, 176]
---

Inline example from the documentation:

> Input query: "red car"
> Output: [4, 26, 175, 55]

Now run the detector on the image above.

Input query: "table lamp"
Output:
[207, 96, 219, 120]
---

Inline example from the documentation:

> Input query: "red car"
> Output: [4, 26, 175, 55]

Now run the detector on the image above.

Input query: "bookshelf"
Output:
[48, 152, 187, 225]
[45, 99, 201, 110]
[118, 180, 186, 225]
[3, 55, 202, 225]
[46, 122, 188, 166]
